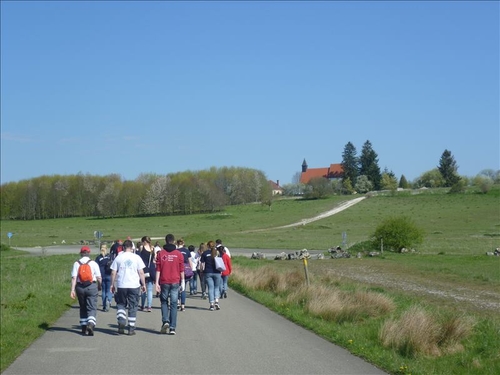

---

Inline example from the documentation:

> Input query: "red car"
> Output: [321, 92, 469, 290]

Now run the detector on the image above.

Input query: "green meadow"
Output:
[2, 187, 499, 254]
[1, 186, 499, 374]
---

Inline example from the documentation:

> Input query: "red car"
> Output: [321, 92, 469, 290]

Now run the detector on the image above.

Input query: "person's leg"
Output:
[189, 277, 194, 295]
[76, 285, 87, 334]
[127, 287, 140, 335]
[223, 275, 229, 297]
[147, 281, 153, 310]
[200, 271, 207, 298]
[206, 274, 215, 307]
[85, 283, 98, 334]
[169, 283, 179, 333]
[115, 288, 128, 333]
[160, 284, 170, 330]
[214, 274, 221, 309]
[180, 288, 186, 310]
[219, 275, 224, 297]
[102, 276, 111, 310]
[140, 289, 146, 310]
[193, 273, 198, 293]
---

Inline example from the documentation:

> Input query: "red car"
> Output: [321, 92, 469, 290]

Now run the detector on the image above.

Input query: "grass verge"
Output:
[230, 256, 500, 375]
[0, 246, 75, 373]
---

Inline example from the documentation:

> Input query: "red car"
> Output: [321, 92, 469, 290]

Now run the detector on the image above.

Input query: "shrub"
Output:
[371, 216, 424, 252]
[380, 306, 475, 358]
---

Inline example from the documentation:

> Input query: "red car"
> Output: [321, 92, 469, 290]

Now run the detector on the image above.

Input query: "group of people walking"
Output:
[70, 234, 232, 336]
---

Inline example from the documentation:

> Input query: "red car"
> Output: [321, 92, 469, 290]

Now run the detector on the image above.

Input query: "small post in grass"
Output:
[303, 257, 310, 286]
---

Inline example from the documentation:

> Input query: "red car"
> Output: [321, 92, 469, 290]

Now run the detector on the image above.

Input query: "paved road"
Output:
[5, 246, 386, 374]
[4, 288, 385, 375]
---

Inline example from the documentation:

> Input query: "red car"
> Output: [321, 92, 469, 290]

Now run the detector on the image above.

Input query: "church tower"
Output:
[302, 159, 308, 173]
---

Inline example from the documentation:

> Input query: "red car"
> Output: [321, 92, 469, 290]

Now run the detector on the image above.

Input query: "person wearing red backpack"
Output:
[70, 246, 102, 336]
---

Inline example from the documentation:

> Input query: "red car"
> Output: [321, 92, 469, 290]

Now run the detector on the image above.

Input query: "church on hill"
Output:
[299, 159, 344, 184]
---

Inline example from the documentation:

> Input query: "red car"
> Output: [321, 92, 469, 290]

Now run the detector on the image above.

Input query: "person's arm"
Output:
[155, 259, 161, 293]
[138, 268, 146, 292]
[110, 270, 117, 293]
[70, 276, 77, 299]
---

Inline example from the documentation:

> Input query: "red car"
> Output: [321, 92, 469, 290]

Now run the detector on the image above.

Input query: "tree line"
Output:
[283, 142, 499, 198]
[0, 167, 272, 220]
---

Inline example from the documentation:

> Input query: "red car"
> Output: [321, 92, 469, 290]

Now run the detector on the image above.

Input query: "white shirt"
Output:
[110, 251, 146, 288]
[190, 251, 199, 271]
[71, 256, 101, 282]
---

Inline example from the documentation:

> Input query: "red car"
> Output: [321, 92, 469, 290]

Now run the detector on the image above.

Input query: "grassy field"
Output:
[1, 186, 499, 374]
[2, 187, 499, 254]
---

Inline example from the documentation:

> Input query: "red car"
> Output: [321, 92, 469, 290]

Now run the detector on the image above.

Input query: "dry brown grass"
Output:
[380, 305, 475, 357]
[303, 285, 395, 322]
[233, 265, 395, 322]
[231, 265, 304, 293]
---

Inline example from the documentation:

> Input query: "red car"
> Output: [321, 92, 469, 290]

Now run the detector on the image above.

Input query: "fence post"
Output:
[303, 258, 310, 286]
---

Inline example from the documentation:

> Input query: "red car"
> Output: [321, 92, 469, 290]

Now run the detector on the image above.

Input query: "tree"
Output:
[381, 169, 398, 191]
[342, 177, 355, 195]
[355, 175, 373, 193]
[305, 177, 333, 199]
[399, 175, 409, 189]
[416, 169, 445, 188]
[359, 140, 382, 190]
[341, 142, 358, 185]
[438, 150, 461, 187]
[291, 171, 301, 184]
[473, 175, 493, 194]
[372, 216, 424, 252]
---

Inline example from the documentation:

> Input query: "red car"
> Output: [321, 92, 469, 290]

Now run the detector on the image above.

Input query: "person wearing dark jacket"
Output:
[95, 244, 113, 311]
[176, 238, 193, 312]
[139, 236, 156, 312]
[200, 240, 222, 311]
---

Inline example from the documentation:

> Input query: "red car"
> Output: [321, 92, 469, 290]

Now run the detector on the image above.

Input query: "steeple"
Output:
[302, 158, 308, 173]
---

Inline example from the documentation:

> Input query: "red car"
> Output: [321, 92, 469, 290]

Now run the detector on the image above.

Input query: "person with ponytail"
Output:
[200, 240, 222, 311]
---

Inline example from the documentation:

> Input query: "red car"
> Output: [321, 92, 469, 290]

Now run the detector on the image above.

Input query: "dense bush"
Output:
[371, 216, 424, 252]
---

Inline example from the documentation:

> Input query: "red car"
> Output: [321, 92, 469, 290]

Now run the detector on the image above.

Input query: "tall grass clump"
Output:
[231, 265, 304, 294]
[380, 305, 475, 358]
[233, 264, 395, 323]
[288, 285, 395, 323]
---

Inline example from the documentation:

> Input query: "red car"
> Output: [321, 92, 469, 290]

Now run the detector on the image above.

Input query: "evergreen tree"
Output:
[341, 142, 358, 185]
[399, 175, 409, 189]
[359, 140, 382, 190]
[438, 149, 461, 187]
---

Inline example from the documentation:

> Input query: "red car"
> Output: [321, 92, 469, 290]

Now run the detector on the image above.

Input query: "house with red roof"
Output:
[299, 159, 344, 184]
[268, 180, 284, 195]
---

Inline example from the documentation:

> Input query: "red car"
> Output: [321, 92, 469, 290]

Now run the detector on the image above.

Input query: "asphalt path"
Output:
[5, 246, 386, 375]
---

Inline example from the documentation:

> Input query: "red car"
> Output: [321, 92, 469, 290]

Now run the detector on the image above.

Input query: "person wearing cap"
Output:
[110, 240, 147, 336]
[70, 246, 102, 336]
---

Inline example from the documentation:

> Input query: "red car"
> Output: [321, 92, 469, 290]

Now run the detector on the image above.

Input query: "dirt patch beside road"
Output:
[318, 261, 500, 314]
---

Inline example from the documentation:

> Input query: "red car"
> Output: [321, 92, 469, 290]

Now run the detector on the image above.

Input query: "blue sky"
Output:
[1, 1, 498, 186]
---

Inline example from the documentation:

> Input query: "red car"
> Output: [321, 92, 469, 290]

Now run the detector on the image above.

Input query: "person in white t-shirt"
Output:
[110, 240, 146, 335]
[188, 245, 200, 295]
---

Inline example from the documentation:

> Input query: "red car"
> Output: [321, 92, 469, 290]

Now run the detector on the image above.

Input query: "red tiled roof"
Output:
[300, 168, 329, 184]
[300, 164, 344, 184]
[268, 180, 283, 190]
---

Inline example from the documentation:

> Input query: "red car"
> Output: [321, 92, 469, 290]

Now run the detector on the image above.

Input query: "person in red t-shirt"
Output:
[219, 246, 232, 299]
[155, 234, 185, 335]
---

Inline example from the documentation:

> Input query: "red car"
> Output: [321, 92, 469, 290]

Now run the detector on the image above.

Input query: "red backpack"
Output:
[77, 260, 93, 286]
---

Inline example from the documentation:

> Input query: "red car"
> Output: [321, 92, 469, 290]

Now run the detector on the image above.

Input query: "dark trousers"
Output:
[76, 282, 98, 327]
[115, 287, 140, 328]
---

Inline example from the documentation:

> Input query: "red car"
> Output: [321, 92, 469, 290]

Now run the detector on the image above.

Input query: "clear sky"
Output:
[1, 1, 499, 186]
